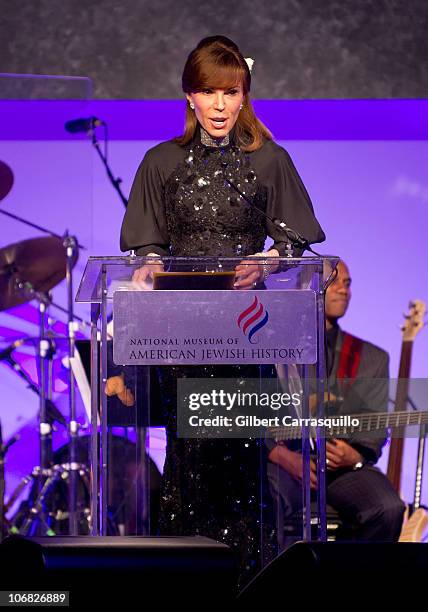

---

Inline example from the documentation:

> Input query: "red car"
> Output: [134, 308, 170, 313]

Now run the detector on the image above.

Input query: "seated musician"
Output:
[268, 260, 405, 546]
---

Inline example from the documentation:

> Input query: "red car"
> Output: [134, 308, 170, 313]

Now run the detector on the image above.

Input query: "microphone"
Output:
[0, 339, 24, 361]
[220, 165, 309, 250]
[65, 117, 104, 133]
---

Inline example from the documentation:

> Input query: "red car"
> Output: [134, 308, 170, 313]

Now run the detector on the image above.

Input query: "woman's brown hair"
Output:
[175, 36, 272, 152]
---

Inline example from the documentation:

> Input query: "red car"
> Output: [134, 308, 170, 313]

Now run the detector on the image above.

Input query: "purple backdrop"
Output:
[1, 99, 427, 511]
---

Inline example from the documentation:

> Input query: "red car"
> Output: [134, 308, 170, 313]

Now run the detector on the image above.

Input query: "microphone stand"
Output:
[88, 123, 128, 208]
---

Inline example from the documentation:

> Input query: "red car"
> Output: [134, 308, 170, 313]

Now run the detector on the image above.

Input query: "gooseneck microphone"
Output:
[64, 117, 104, 133]
[220, 161, 309, 251]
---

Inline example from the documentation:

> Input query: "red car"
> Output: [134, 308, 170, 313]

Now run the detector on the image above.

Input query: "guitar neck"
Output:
[387, 340, 413, 492]
[270, 409, 428, 443]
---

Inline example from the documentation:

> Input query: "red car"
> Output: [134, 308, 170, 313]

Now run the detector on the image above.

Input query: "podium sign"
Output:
[113, 289, 317, 366]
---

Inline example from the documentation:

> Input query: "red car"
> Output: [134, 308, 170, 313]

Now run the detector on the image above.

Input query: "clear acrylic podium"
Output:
[76, 254, 338, 570]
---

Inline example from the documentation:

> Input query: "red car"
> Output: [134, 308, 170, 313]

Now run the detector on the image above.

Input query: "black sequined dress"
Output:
[120, 126, 325, 587]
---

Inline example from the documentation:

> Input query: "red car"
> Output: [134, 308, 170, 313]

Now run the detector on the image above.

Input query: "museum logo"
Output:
[237, 295, 269, 344]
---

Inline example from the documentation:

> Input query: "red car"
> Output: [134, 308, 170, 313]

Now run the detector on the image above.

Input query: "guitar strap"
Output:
[336, 332, 363, 393]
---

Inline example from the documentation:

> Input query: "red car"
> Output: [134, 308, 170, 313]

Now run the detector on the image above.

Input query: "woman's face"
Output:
[186, 83, 244, 139]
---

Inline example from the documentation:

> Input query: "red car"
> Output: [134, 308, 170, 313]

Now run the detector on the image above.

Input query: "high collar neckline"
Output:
[200, 126, 230, 148]
[192, 123, 235, 148]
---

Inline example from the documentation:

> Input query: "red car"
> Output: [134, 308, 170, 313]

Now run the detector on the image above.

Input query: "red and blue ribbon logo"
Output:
[237, 296, 269, 343]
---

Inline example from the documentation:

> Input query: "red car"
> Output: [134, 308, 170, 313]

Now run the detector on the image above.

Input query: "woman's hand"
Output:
[234, 257, 264, 289]
[234, 249, 279, 290]
[131, 253, 164, 288]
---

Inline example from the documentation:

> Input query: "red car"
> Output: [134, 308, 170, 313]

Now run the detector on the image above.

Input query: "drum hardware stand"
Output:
[63, 232, 79, 535]
[3, 344, 92, 536]
[4, 287, 58, 531]
[0, 209, 85, 252]
[6, 288, 82, 535]
[1, 351, 66, 427]
[39, 292, 53, 492]
[0, 422, 19, 540]
[18, 463, 91, 536]
[0, 209, 85, 536]
[2, 289, 64, 535]
[49, 302, 90, 332]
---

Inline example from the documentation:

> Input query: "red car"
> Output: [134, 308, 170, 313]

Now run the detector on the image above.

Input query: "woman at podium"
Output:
[120, 35, 325, 587]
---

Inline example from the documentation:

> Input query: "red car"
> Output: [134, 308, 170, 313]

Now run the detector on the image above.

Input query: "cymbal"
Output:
[0, 236, 78, 311]
[0, 161, 14, 201]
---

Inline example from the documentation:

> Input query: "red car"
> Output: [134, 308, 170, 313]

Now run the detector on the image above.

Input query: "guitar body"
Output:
[399, 506, 428, 542]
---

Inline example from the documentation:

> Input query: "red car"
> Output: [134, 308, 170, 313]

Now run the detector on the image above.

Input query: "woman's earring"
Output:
[190, 102, 195, 110]
[240, 104, 243, 110]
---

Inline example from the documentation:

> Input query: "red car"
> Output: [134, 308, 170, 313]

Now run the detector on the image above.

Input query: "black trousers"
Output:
[268, 462, 406, 548]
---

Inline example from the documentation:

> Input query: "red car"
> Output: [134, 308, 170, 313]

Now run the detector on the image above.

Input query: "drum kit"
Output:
[0, 159, 94, 537]
[0, 134, 162, 537]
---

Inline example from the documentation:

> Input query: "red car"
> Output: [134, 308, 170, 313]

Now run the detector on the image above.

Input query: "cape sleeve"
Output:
[260, 144, 326, 255]
[120, 148, 170, 256]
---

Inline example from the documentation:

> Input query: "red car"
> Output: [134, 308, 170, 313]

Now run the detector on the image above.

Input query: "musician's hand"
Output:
[105, 373, 135, 407]
[234, 257, 263, 290]
[269, 446, 317, 489]
[309, 391, 339, 414]
[326, 439, 363, 470]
